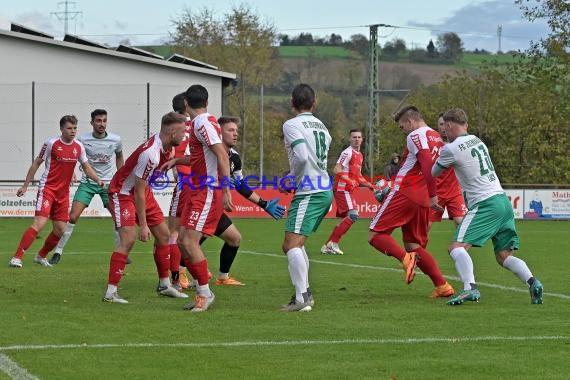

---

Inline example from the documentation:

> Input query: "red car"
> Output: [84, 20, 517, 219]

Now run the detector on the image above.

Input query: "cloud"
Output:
[14, 11, 59, 36]
[408, 0, 549, 52]
[114, 20, 128, 31]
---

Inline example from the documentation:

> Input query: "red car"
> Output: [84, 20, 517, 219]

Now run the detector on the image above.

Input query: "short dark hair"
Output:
[185, 84, 208, 109]
[161, 111, 187, 127]
[60, 115, 78, 128]
[172, 93, 186, 114]
[218, 116, 241, 126]
[443, 108, 468, 125]
[90, 109, 107, 121]
[291, 83, 315, 111]
[349, 128, 362, 135]
[394, 105, 422, 122]
[438, 112, 444, 118]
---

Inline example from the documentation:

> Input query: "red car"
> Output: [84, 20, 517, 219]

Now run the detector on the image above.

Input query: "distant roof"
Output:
[1, 23, 236, 80]
[63, 34, 108, 49]
[116, 44, 163, 59]
[11, 23, 54, 39]
[167, 54, 218, 70]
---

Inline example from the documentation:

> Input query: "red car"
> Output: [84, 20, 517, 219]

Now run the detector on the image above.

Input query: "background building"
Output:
[0, 24, 236, 181]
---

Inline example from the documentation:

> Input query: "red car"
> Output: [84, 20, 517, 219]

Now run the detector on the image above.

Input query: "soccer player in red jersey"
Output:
[102, 112, 188, 304]
[368, 106, 455, 298]
[163, 84, 233, 312]
[428, 113, 467, 231]
[166, 93, 193, 290]
[321, 129, 373, 255]
[9, 115, 103, 268]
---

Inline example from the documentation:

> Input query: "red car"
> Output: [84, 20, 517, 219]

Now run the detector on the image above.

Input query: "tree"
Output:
[345, 34, 369, 56]
[426, 39, 436, 57]
[436, 32, 464, 62]
[382, 38, 407, 57]
[328, 33, 343, 46]
[171, 4, 280, 168]
[279, 34, 290, 46]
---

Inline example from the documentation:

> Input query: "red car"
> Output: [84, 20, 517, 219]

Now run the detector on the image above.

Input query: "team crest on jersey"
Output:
[121, 209, 131, 219]
[43, 199, 50, 209]
[72, 148, 78, 157]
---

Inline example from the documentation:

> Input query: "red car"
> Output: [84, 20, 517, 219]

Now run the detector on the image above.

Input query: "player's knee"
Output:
[227, 231, 241, 247]
[347, 210, 359, 223]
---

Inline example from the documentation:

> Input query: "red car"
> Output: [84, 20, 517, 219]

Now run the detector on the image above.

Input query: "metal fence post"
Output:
[31, 81, 35, 162]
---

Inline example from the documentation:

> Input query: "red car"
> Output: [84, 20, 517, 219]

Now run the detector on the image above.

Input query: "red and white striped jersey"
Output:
[109, 134, 171, 195]
[173, 117, 192, 176]
[394, 126, 443, 207]
[334, 146, 363, 192]
[38, 137, 87, 193]
[188, 112, 222, 187]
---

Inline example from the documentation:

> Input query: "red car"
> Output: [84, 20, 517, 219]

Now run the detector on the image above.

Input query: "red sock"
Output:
[369, 233, 406, 262]
[153, 244, 170, 279]
[14, 227, 38, 259]
[185, 258, 209, 286]
[38, 232, 61, 258]
[415, 247, 446, 287]
[108, 252, 128, 286]
[327, 217, 354, 243]
[169, 244, 181, 273]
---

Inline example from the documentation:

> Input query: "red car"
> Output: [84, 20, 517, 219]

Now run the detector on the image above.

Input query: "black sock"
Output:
[171, 271, 179, 282]
[219, 243, 239, 274]
[527, 277, 535, 286]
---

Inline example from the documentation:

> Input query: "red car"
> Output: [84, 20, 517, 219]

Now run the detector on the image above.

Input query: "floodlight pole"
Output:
[366, 24, 380, 178]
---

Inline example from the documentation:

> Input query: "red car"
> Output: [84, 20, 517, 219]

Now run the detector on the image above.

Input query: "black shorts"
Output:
[214, 213, 233, 237]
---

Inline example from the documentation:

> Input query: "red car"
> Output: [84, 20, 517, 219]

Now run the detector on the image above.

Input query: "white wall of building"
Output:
[0, 31, 234, 181]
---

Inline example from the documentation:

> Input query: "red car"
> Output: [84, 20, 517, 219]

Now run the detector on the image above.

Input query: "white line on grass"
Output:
[1, 249, 568, 300]
[0, 354, 40, 380]
[0, 335, 568, 352]
[241, 250, 570, 300]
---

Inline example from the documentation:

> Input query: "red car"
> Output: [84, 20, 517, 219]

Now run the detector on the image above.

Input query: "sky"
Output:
[0, 0, 550, 53]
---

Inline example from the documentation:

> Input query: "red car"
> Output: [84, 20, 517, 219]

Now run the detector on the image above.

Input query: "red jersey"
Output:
[173, 117, 192, 176]
[334, 146, 363, 192]
[38, 137, 87, 194]
[394, 126, 443, 207]
[109, 134, 171, 195]
[436, 166, 462, 199]
[188, 112, 222, 187]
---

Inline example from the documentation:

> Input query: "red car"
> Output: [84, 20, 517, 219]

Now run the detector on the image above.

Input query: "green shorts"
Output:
[286, 190, 333, 237]
[454, 193, 519, 254]
[73, 182, 110, 208]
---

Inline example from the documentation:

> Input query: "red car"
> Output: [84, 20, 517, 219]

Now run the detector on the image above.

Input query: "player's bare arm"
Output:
[115, 151, 125, 170]
[210, 142, 234, 212]
[159, 156, 190, 172]
[17, 156, 44, 197]
[134, 176, 151, 242]
[81, 162, 105, 187]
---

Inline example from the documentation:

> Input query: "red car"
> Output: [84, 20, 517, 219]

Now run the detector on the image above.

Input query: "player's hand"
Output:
[222, 190, 234, 212]
[263, 198, 286, 220]
[158, 159, 177, 173]
[16, 186, 27, 197]
[429, 196, 444, 213]
[138, 225, 151, 242]
[97, 179, 105, 187]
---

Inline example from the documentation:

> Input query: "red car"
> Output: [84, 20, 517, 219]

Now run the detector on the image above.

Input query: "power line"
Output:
[51, 1, 82, 35]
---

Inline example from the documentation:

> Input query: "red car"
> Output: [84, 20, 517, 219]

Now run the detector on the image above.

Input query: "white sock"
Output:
[450, 247, 476, 291]
[106, 284, 117, 297]
[218, 272, 229, 280]
[301, 246, 310, 289]
[197, 284, 211, 298]
[54, 223, 75, 254]
[502, 255, 533, 285]
[287, 247, 308, 303]
[159, 277, 170, 287]
[114, 228, 120, 249]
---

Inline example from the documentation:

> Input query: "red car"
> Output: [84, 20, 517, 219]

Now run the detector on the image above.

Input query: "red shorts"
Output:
[35, 188, 69, 222]
[429, 194, 467, 222]
[109, 188, 164, 228]
[334, 190, 356, 218]
[181, 188, 223, 236]
[169, 184, 191, 218]
[369, 191, 429, 247]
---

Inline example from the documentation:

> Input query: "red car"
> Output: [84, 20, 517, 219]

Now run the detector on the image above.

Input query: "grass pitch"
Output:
[0, 218, 568, 379]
